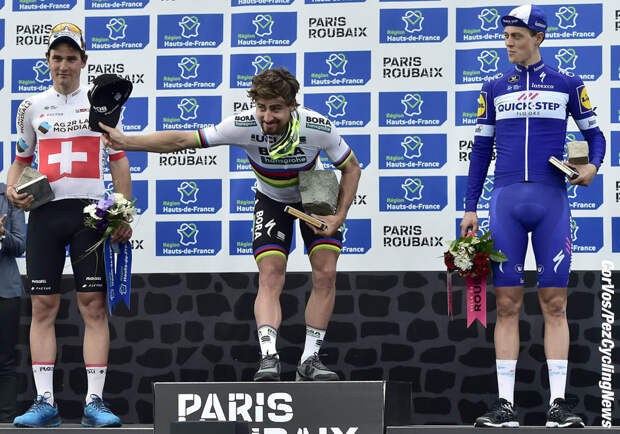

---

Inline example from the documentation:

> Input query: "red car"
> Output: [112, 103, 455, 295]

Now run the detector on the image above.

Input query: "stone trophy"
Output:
[284, 170, 339, 231]
[566, 140, 589, 165]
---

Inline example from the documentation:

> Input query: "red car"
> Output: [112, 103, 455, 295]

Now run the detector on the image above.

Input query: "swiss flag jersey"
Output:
[15, 86, 126, 201]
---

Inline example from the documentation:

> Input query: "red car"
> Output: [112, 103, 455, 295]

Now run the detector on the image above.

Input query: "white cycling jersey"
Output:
[15, 86, 126, 201]
[195, 106, 354, 203]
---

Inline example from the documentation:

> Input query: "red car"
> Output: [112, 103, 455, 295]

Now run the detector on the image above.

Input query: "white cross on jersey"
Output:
[47, 140, 88, 175]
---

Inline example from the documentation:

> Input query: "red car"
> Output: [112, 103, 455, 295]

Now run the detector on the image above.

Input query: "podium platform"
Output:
[387, 427, 620, 434]
[153, 381, 413, 434]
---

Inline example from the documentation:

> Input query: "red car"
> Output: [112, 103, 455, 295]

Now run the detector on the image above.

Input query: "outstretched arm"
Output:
[99, 122, 197, 154]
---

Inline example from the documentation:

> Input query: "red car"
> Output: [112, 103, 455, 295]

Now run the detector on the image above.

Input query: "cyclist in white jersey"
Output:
[100, 68, 362, 381]
[6, 23, 132, 428]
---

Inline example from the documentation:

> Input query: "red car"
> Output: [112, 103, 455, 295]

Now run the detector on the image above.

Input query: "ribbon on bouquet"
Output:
[446, 272, 454, 320]
[104, 238, 132, 314]
[466, 275, 486, 328]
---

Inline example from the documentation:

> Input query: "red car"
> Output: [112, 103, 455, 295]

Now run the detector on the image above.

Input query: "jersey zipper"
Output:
[525, 69, 529, 181]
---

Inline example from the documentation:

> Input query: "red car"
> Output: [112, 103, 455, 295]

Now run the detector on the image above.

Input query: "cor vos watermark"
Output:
[599, 261, 615, 428]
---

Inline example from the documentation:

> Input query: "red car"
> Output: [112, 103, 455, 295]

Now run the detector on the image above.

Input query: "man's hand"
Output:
[111, 223, 132, 244]
[6, 185, 33, 210]
[0, 214, 6, 238]
[460, 211, 478, 238]
[566, 162, 597, 186]
[308, 214, 342, 237]
[99, 122, 128, 151]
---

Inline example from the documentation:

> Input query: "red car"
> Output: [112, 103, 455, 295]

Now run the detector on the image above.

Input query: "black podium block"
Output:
[154, 381, 413, 434]
[171, 421, 249, 434]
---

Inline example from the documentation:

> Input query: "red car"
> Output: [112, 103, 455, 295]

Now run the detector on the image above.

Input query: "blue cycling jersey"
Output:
[465, 59, 605, 212]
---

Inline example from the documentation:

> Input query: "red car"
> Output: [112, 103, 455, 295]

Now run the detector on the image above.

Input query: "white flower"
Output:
[84, 204, 101, 220]
[113, 193, 128, 205]
[471, 237, 480, 245]
[454, 255, 473, 271]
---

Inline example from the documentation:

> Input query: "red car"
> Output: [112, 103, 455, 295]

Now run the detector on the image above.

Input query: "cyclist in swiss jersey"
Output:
[100, 67, 361, 382]
[461, 5, 605, 429]
[6, 23, 132, 428]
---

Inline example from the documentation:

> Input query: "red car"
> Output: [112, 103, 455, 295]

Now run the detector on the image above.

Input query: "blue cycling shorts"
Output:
[489, 182, 572, 288]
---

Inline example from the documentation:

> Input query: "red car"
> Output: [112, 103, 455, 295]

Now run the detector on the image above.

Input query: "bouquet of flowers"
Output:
[444, 231, 507, 327]
[444, 231, 506, 278]
[83, 193, 136, 256]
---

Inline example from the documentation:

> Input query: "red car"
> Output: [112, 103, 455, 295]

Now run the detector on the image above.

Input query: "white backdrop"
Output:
[0, 0, 618, 273]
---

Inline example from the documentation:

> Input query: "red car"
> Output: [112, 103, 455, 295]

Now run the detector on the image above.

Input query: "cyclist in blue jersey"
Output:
[100, 68, 362, 382]
[461, 5, 605, 428]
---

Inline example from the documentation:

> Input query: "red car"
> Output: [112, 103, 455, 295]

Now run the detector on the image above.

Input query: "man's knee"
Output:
[540, 298, 567, 319]
[78, 293, 107, 323]
[311, 259, 337, 292]
[258, 257, 286, 292]
[31, 296, 60, 323]
[495, 296, 522, 319]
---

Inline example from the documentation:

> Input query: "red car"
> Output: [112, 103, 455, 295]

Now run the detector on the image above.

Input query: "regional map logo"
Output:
[156, 96, 221, 130]
[455, 175, 493, 211]
[157, 55, 222, 89]
[156, 221, 221, 256]
[304, 92, 370, 127]
[13, 0, 75, 11]
[229, 146, 252, 172]
[456, 6, 513, 42]
[455, 90, 480, 126]
[230, 178, 257, 213]
[231, 12, 297, 47]
[379, 134, 446, 169]
[612, 88, 620, 124]
[544, 4, 601, 39]
[380, 8, 447, 43]
[612, 46, 620, 81]
[320, 134, 370, 170]
[379, 176, 446, 211]
[104, 150, 147, 175]
[229, 220, 253, 255]
[12, 59, 52, 92]
[455, 49, 509, 84]
[540, 46, 601, 81]
[103, 180, 147, 215]
[230, 53, 296, 88]
[340, 219, 371, 254]
[86, 16, 149, 50]
[157, 14, 223, 48]
[156, 179, 221, 214]
[566, 174, 603, 210]
[570, 217, 603, 253]
[304, 51, 370, 86]
[379, 91, 446, 126]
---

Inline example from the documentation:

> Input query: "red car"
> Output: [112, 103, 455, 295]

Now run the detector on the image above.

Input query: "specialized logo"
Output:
[380, 176, 447, 211]
[569, 217, 603, 253]
[157, 14, 223, 49]
[305, 51, 370, 87]
[86, 0, 149, 9]
[304, 92, 370, 128]
[13, 0, 75, 11]
[340, 219, 371, 254]
[380, 8, 447, 43]
[230, 53, 296, 88]
[555, 6, 578, 30]
[230, 178, 256, 213]
[379, 91, 446, 126]
[157, 221, 220, 256]
[379, 133, 446, 169]
[231, 12, 297, 47]
[552, 250, 565, 273]
[157, 55, 222, 90]
[86, 15, 149, 50]
[157, 96, 221, 130]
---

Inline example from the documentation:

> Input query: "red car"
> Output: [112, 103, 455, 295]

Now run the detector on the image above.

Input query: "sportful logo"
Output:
[555, 6, 578, 29]
[325, 95, 347, 117]
[555, 48, 577, 74]
[478, 50, 499, 73]
[178, 98, 199, 121]
[478, 8, 500, 31]
[107, 18, 127, 40]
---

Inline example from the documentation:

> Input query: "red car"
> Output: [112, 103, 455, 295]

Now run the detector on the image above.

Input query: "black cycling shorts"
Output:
[27, 199, 106, 295]
[252, 190, 342, 262]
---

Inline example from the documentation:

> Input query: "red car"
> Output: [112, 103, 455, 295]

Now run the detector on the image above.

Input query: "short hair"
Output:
[247, 67, 299, 106]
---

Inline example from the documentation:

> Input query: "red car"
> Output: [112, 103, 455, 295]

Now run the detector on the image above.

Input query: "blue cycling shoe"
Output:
[81, 395, 122, 427]
[13, 395, 62, 428]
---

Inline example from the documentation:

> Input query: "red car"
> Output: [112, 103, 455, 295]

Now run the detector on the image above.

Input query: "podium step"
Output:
[154, 381, 413, 434]
[0, 423, 153, 433]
